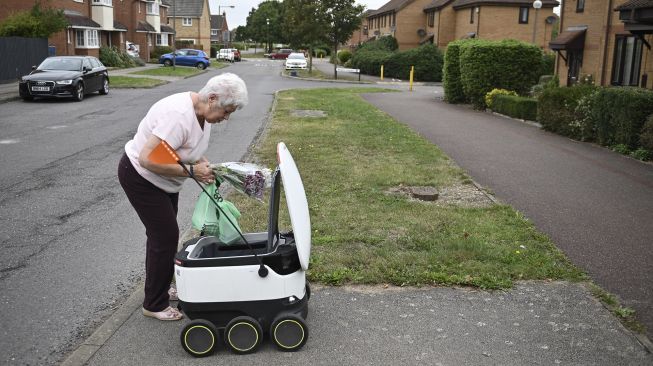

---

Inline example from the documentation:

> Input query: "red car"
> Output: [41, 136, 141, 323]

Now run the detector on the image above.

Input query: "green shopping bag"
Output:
[191, 183, 242, 244]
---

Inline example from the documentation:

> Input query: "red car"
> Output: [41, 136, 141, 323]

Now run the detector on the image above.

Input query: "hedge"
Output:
[492, 95, 538, 121]
[99, 46, 136, 68]
[383, 44, 443, 82]
[351, 49, 393, 76]
[151, 46, 173, 61]
[641, 115, 653, 151]
[443, 40, 468, 104]
[589, 87, 653, 148]
[537, 85, 597, 138]
[459, 39, 542, 109]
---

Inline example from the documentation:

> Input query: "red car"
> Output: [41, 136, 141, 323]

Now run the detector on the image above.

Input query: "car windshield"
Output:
[38, 58, 82, 71]
[288, 54, 305, 60]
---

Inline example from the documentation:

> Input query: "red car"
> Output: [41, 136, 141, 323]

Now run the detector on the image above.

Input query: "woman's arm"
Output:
[138, 135, 214, 182]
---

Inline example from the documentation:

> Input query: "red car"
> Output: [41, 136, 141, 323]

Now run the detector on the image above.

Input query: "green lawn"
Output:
[130, 66, 206, 77]
[241, 52, 268, 58]
[109, 76, 167, 88]
[225, 88, 585, 289]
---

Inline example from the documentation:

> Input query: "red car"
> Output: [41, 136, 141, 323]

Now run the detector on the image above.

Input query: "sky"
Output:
[208, 0, 559, 29]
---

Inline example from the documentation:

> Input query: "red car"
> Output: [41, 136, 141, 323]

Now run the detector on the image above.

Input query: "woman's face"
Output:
[205, 98, 237, 124]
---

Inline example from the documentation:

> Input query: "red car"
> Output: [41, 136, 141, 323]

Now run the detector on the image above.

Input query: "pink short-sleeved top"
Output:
[125, 92, 210, 193]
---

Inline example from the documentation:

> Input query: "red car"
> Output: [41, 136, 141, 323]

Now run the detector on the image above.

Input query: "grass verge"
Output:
[130, 66, 205, 77]
[588, 283, 645, 333]
[109, 76, 167, 88]
[283, 67, 362, 82]
[241, 52, 268, 58]
[224, 88, 585, 290]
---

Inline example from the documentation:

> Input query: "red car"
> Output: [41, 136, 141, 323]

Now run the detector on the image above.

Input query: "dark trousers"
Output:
[118, 153, 179, 312]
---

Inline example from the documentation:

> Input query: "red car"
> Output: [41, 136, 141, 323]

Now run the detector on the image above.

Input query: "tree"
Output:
[0, 1, 68, 38]
[283, 0, 326, 73]
[244, 1, 286, 53]
[234, 25, 248, 43]
[321, 0, 364, 79]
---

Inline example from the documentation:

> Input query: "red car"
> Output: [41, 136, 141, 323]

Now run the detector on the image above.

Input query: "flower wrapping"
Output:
[210, 162, 272, 201]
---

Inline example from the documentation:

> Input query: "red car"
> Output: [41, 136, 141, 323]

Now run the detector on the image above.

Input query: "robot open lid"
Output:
[174, 142, 312, 357]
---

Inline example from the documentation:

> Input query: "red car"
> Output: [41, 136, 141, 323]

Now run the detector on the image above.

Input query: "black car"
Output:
[19, 56, 109, 102]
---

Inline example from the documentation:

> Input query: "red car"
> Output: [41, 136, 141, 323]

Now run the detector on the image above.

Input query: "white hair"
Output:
[198, 73, 248, 109]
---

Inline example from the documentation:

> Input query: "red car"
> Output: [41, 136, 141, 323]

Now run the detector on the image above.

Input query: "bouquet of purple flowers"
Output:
[210, 162, 272, 201]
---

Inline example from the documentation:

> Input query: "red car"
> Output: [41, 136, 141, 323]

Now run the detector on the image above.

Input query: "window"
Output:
[92, 0, 112, 5]
[156, 34, 168, 46]
[519, 7, 529, 24]
[392, 13, 396, 26]
[470, 8, 474, 24]
[146, 1, 159, 15]
[89, 58, 101, 68]
[75, 29, 99, 48]
[428, 11, 434, 27]
[179, 39, 195, 45]
[83, 58, 92, 70]
[182, 18, 192, 26]
[612, 35, 643, 86]
[211, 29, 218, 36]
[576, 0, 585, 13]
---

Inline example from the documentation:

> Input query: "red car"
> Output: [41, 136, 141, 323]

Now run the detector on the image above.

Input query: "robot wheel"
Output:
[270, 313, 309, 351]
[180, 319, 218, 357]
[224, 316, 263, 354]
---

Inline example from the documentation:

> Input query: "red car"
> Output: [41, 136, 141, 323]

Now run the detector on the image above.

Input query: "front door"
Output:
[567, 50, 582, 86]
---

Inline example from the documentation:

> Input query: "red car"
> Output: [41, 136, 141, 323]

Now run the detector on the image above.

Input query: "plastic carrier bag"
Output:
[191, 183, 242, 244]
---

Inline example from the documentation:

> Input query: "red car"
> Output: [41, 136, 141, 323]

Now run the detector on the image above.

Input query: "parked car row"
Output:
[18, 56, 109, 102]
[217, 48, 241, 62]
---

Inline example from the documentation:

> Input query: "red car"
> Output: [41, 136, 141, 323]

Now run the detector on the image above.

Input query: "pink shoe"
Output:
[142, 306, 183, 321]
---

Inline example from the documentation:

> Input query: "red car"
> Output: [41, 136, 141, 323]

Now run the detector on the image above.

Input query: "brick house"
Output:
[366, 0, 433, 50]
[359, 0, 558, 50]
[210, 13, 229, 47]
[551, 0, 653, 88]
[0, 0, 174, 61]
[344, 9, 376, 49]
[168, 0, 211, 52]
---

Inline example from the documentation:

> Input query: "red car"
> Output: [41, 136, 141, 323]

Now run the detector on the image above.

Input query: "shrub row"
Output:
[459, 40, 542, 108]
[99, 46, 136, 68]
[443, 40, 466, 103]
[351, 37, 443, 82]
[492, 95, 538, 121]
[151, 46, 173, 61]
[538, 86, 653, 153]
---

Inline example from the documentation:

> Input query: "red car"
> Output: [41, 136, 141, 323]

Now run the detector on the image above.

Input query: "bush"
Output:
[350, 49, 392, 76]
[314, 48, 327, 58]
[459, 39, 542, 108]
[485, 88, 517, 108]
[540, 52, 555, 78]
[130, 55, 145, 66]
[443, 40, 468, 104]
[338, 49, 352, 64]
[100, 46, 136, 68]
[589, 87, 653, 148]
[640, 114, 653, 151]
[0, 2, 67, 37]
[631, 148, 651, 161]
[383, 44, 443, 82]
[357, 36, 398, 52]
[151, 46, 173, 61]
[492, 95, 538, 121]
[537, 85, 597, 138]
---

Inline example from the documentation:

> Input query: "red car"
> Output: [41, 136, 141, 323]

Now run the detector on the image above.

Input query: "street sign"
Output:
[336, 67, 360, 73]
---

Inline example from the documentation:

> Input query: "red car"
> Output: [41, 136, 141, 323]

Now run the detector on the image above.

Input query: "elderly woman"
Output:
[118, 73, 248, 321]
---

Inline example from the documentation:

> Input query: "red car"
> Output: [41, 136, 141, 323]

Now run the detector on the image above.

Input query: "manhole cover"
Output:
[291, 110, 327, 118]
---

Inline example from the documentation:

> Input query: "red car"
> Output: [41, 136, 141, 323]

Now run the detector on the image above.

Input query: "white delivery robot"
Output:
[174, 142, 311, 357]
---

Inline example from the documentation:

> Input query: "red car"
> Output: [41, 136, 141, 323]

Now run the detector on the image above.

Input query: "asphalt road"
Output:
[0, 59, 393, 365]
[363, 91, 653, 341]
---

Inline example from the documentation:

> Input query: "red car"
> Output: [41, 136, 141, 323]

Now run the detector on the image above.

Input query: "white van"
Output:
[126, 41, 139, 57]
[217, 48, 235, 63]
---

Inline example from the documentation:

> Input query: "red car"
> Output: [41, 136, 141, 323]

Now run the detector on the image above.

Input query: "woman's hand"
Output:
[193, 161, 215, 184]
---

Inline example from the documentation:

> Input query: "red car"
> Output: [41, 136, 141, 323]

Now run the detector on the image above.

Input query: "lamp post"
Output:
[266, 18, 270, 54]
[532, 0, 542, 45]
[218, 5, 235, 48]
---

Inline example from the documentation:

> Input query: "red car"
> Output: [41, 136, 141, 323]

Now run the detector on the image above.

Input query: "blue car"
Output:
[159, 49, 210, 69]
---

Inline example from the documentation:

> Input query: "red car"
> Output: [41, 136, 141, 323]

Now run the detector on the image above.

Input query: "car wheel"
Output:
[164, 59, 172, 67]
[196, 62, 206, 70]
[99, 77, 109, 95]
[73, 83, 84, 102]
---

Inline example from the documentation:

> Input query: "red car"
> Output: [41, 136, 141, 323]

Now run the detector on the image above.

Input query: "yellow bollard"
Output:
[409, 65, 414, 91]
[380, 65, 384, 81]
